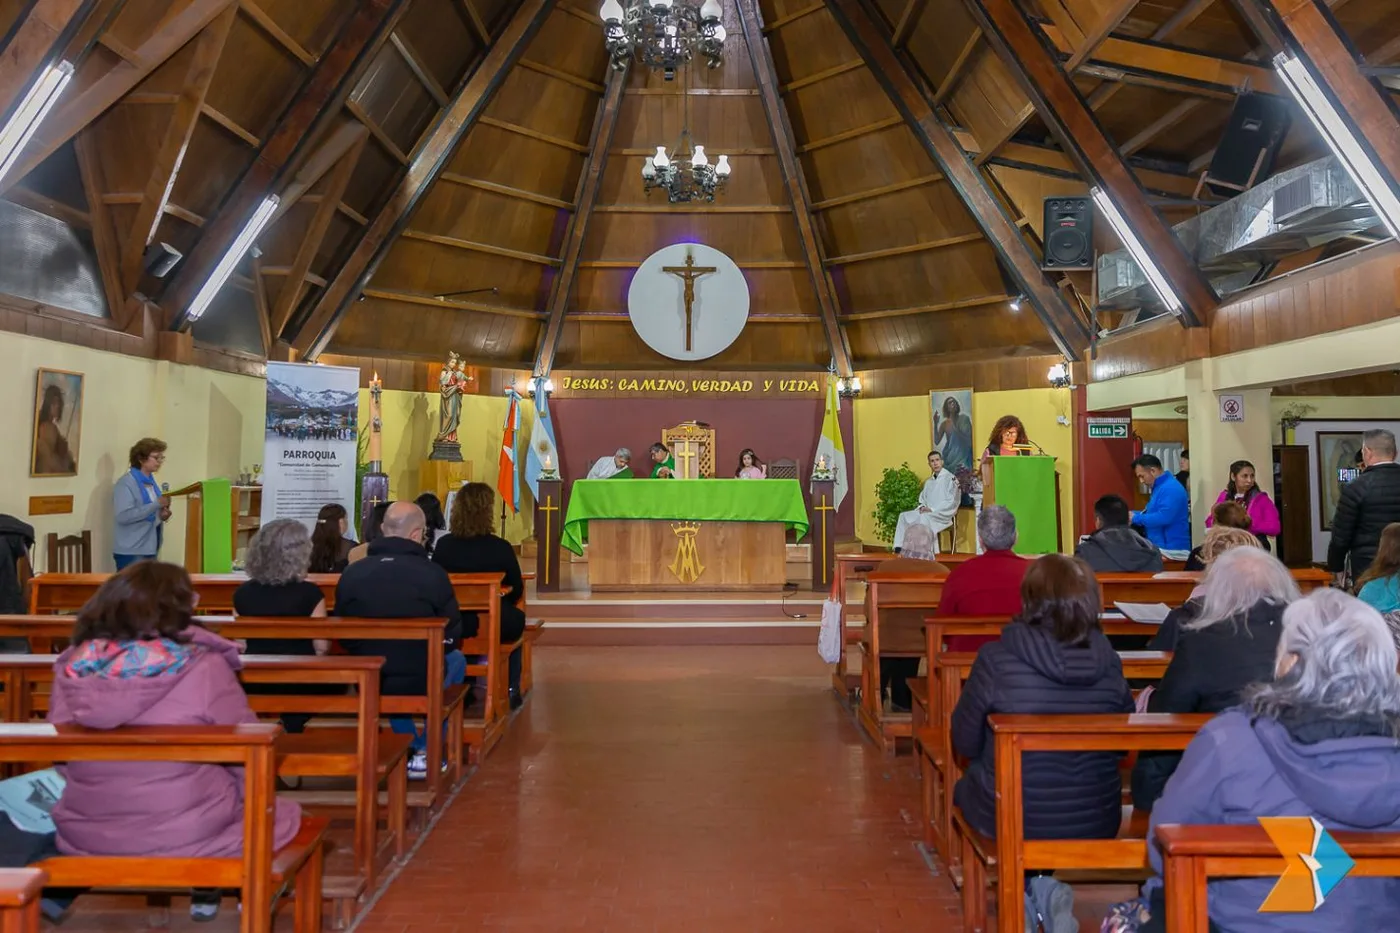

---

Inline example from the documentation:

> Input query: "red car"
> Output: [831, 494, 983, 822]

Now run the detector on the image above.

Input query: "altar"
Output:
[561, 479, 809, 592]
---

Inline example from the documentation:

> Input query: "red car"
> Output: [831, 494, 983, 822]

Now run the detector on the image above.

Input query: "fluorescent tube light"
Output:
[1090, 186, 1183, 313]
[1274, 53, 1400, 241]
[185, 195, 280, 322]
[0, 61, 74, 186]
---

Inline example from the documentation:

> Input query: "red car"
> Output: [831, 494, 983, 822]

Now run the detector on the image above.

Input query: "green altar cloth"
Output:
[990, 455, 1058, 554]
[561, 478, 809, 555]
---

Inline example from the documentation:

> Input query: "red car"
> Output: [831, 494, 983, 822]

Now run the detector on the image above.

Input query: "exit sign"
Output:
[1086, 417, 1130, 439]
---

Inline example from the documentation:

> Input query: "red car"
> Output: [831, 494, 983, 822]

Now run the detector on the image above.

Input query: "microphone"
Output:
[161, 483, 169, 492]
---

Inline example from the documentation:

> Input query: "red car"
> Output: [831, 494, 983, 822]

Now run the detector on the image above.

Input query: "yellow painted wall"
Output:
[1270, 396, 1400, 444]
[853, 388, 1075, 548]
[360, 389, 535, 544]
[0, 331, 264, 571]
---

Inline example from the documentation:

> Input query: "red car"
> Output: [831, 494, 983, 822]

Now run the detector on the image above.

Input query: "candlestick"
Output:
[368, 371, 383, 472]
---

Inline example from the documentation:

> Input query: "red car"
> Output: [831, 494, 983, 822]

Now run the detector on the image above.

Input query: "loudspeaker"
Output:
[1204, 92, 1291, 196]
[1042, 196, 1093, 270]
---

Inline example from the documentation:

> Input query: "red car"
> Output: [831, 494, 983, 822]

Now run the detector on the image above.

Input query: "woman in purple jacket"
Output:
[1206, 460, 1281, 552]
[48, 561, 302, 919]
[1119, 588, 1400, 932]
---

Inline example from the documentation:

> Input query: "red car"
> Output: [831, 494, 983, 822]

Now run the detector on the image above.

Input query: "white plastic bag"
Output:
[818, 597, 843, 663]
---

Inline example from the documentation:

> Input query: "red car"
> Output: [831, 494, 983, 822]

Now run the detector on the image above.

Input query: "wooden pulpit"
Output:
[534, 478, 563, 592]
[672, 438, 704, 479]
[810, 479, 837, 591]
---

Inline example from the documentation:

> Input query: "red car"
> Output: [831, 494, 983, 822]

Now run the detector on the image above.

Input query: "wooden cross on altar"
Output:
[673, 439, 700, 479]
[662, 249, 717, 352]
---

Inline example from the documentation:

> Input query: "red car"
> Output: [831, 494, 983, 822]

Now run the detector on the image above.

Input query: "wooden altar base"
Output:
[586, 519, 787, 592]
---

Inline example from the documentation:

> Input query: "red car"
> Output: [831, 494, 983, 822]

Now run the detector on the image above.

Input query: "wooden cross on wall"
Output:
[662, 249, 717, 352]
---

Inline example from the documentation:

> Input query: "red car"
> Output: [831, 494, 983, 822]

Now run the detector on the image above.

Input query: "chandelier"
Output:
[640, 67, 730, 203]
[600, 0, 726, 78]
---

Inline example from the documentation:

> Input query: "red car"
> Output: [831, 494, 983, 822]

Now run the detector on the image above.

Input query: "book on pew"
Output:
[0, 768, 63, 834]
[1114, 602, 1172, 625]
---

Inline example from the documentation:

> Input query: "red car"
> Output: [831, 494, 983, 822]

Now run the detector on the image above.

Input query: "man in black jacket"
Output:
[335, 501, 468, 777]
[1075, 494, 1164, 573]
[1328, 428, 1400, 583]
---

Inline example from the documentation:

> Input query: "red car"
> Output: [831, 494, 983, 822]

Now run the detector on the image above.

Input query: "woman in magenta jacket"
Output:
[1205, 459, 1281, 551]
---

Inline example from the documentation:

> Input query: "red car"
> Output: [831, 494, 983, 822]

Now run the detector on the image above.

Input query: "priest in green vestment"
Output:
[649, 442, 675, 478]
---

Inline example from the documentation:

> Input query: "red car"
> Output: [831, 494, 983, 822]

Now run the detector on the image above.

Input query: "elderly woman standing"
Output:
[232, 519, 329, 734]
[1121, 589, 1400, 932]
[112, 437, 170, 569]
[1132, 546, 1300, 811]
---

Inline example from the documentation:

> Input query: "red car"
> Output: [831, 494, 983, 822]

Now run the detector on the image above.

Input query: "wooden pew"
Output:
[956, 714, 1211, 933]
[1155, 824, 1400, 933]
[0, 616, 466, 811]
[0, 723, 327, 933]
[0, 869, 45, 933]
[0, 654, 406, 916]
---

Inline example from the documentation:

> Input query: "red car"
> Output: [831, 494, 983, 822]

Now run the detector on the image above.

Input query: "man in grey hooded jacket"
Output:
[1076, 494, 1163, 573]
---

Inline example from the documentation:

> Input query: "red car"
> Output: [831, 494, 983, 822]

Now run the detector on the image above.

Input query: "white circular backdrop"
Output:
[626, 243, 750, 361]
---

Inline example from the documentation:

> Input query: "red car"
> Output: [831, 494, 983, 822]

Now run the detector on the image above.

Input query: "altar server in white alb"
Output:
[586, 448, 632, 479]
[894, 451, 960, 553]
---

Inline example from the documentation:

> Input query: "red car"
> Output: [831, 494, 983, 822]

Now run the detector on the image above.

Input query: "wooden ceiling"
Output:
[1, 0, 1397, 375]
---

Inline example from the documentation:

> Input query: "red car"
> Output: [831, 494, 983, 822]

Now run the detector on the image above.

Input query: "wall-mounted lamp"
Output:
[1009, 295, 1023, 312]
[1047, 361, 1073, 389]
[836, 376, 862, 398]
[527, 376, 555, 398]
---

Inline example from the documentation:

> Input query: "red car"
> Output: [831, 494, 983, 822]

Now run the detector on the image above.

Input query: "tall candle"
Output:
[368, 372, 383, 466]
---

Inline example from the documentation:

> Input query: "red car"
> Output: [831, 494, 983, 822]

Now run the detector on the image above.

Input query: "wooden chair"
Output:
[767, 457, 798, 480]
[0, 868, 45, 933]
[1155, 824, 1400, 933]
[956, 713, 1211, 933]
[0, 723, 327, 933]
[43, 532, 90, 574]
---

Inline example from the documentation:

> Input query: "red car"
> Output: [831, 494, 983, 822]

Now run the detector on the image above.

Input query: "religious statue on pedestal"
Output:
[429, 352, 468, 462]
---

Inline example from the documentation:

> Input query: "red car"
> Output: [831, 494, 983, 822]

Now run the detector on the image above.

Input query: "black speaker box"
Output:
[1042, 195, 1093, 270]
[1205, 92, 1291, 196]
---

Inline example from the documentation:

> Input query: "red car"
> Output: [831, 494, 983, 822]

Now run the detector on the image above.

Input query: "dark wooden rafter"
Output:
[1063, 0, 1139, 70]
[1040, 26, 1286, 97]
[119, 5, 237, 293]
[164, 0, 411, 330]
[964, 0, 1217, 326]
[0, 0, 237, 196]
[268, 132, 367, 339]
[72, 129, 127, 324]
[534, 64, 627, 378]
[1085, 0, 1215, 112]
[294, 0, 558, 358]
[1254, 0, 1400, 187]
[738, 0, 853, 376]
[0, 0, 99, 125]
[824, 0, 1092, 359]
[891, 0, 929, 47]
[268, 121, 369, 222]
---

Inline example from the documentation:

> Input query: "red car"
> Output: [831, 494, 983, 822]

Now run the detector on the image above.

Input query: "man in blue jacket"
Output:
[1129, 454, 1191, 554]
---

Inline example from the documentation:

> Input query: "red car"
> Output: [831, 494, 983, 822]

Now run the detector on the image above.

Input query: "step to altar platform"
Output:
[528, 589, 833, 645]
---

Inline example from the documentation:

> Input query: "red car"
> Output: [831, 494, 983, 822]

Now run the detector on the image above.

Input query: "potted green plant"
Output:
[871, 463, 921, 544]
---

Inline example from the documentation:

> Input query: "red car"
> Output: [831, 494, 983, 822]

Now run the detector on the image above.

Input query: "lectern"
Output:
[166, 478, 241, 572]
[985, 456, 1060, 554]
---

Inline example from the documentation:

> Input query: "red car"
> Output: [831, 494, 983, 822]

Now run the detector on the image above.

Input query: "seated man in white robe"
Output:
[586, 448, 631, 479]
[893, 451, 960, 553]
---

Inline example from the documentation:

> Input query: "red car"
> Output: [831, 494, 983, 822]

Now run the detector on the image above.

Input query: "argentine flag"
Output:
[525, 386, 559, 500]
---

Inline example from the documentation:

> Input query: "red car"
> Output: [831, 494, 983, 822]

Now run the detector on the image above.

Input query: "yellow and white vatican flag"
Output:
[813, 375, 848, 509]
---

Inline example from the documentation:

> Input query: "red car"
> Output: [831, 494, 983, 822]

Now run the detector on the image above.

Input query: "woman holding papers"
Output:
[893, 451, 959, 553]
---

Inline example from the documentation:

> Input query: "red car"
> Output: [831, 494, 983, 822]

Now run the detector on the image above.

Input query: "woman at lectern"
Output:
[979, 415, 1031, 496]
[112, 437, 170, 570]
[735, 449, 767, 479]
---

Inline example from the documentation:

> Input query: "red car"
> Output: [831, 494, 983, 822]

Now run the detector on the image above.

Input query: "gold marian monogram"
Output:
[668, 521, 705, 584]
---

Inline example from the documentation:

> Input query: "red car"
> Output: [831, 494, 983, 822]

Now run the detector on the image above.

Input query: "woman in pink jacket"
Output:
[1205, 459, 1281, 551]
[48, 561, 302, 919]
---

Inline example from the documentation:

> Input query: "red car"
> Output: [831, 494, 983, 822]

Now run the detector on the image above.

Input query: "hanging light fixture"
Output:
[641, 67, 730, 203]
[601, 0, 725, 78]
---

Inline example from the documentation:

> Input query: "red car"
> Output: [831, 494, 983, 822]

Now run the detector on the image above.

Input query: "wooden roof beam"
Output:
[1085, 0, 1215, 112]
[825, 0, 1092, 359]
[891, 0, 929, 47]
[964, 0, 1217, 326]
[163, 0, 410, 330]
[1256, 0, 1400, 187]
[293, 0, 557, 358]
[1064, 0, 1141, 71]
[0, 0, 237, 196]
[535, 65, 626, 378]
[0, 0, 99, 125]
[739, 0, 853, 376]
[1041, 25, 1286, 96]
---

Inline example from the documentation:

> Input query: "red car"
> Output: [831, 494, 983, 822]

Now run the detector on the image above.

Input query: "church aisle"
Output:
[355, 646, 958, 932]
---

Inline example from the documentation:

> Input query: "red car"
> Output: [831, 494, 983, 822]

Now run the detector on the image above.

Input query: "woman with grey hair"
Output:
[1132, 547, 1301, 810]
[232, 519, 330, 734]
[1125, 589, 1400, 933]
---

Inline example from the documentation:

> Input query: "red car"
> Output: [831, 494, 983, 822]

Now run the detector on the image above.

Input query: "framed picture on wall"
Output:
[929, 388, 974, 475]
[30, 368, 84, 477]
[1316, 431, 1363, 531]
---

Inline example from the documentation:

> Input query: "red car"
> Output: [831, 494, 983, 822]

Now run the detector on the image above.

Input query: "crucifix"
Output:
[674, 440, 699, 479]
[662, 248, 717, 352]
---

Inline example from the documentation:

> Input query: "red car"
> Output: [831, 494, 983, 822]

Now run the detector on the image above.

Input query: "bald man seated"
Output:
[334, 500, 468, 779]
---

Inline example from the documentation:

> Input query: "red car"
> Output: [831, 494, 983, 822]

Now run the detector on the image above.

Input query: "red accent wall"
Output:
[552, 397, 856, 537]
[1075, 387, 1137, 536]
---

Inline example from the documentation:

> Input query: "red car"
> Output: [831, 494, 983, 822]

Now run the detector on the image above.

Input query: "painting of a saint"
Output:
[930, 389, 974, 474]
[30, 369, 82, 477]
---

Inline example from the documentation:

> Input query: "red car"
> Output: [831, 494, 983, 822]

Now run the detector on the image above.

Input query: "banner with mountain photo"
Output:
[261, 361, 360, 529]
